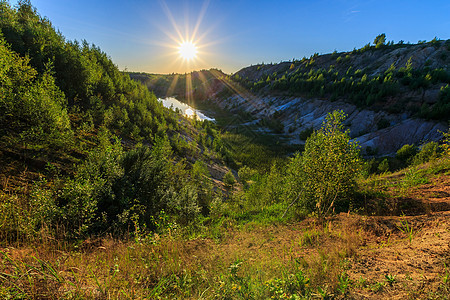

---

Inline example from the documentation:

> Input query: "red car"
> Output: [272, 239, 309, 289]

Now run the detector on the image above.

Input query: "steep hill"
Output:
[0, 1, 233, 239]
[224, 40, 450, 155]
[233, 38, 450, 119]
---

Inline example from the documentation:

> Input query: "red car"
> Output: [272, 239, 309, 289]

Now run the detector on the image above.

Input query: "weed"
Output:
[266, 269, 312, 299]
[337, 272, 350, 294]
[397, 167, 430, 195]
[396, 217, 418, 244]
[442, 263, 449, 285]
[435, 263, 450, 297]
[299, 228, 322, 247]
[371, 281, 385, 292]
[357, 276, 368, 288]
[229, 259, 243, 278]
[315, 285, 334, 299]
[385, 274, 397, 286]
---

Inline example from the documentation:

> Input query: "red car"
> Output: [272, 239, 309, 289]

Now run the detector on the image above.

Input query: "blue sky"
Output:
[10, 0, 450, 74]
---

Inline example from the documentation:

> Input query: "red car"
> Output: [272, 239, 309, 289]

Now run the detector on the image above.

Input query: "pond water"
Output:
[158, 97, 215, 122]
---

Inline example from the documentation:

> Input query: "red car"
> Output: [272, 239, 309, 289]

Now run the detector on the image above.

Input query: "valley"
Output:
[0, 1, 449, 299]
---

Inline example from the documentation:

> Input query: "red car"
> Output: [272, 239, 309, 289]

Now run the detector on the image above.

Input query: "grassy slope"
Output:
[1, 157, 449, 299]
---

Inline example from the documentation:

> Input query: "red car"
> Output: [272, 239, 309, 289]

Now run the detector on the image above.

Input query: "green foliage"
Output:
[238, 166, 257, 188]
[266, 270, 311, 299]
[0, 1, 228, 238]
[0, 36, 72, 147]
[442, 127, 450, 156]
[396, 144, 418, 165]
[373, 33, 386, 48]
[396, 217, 418, 244]
[377, 158, 390, 173]
[56, 128, 124, 236]
[337, 273, 350, 295]
[223, 170, 236, 188]
[44, 131, 207, 238]
[385, 274, 397, 286]
[228, 35, 450, 122]
[286, 111, 362, 218]
[0, 1, 172, 144]
[413, 141, 440, 164]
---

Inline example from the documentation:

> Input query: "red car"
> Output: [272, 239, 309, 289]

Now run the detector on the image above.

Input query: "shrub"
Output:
[57, 129, 124, 236]
[238, 166, 257, 187]
[0, 38, 72, 147]
[376, 117, 390, 130]
[299, 127, 314, 140]
[441, 128, 450, 156]
[166, 184, 200, 225]
[413, 142, 440, 164]
[223, 170, 236, 188]
[377, 158, 390, 173]
[396, 144, 418, 165]
[286, 111, 362, 218]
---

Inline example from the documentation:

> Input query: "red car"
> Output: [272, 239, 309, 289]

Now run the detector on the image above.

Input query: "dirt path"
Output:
[348, 211, 450, 299]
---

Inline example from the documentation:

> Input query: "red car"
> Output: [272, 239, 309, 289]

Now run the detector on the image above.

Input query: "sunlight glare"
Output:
[185, 108, 195, 117]
[179, 41, 197, 60]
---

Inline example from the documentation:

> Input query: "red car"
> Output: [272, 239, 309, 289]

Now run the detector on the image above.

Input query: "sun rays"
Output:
[155, 0, 260, 110]
[178, 41, 197, 60]
[156, 0, 211, 73]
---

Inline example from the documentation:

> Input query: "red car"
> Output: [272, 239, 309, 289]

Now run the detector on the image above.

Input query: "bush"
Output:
[376, 117, 390, 130]
[396, 144, 418, 164]
[0, 37, 72, 147]
[286, 111, 362, 218]
[377, 158, 390, 173]
[443, 128, 450, 156]
[413, 142, 440, 164]
[238, 166, 257, 188]
[223, 170, 236, 188]
[57, 129, 124, 237]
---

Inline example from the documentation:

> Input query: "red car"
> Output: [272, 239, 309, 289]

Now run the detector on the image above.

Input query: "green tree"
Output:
[286, 111, 362, 219]
[238, 165, 257, 188]
[223, 170, 236, 189]
[374, 33, 386, 48]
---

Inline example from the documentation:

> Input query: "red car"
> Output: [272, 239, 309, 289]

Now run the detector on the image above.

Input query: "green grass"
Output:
[396, 217, 419, 244]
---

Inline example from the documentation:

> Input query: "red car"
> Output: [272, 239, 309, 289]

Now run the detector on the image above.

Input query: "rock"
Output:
[212, 94, 447, 156]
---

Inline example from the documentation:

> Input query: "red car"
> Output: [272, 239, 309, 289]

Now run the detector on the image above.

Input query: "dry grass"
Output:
[0, 211, 449, 299]
[0, 215, 365, 299]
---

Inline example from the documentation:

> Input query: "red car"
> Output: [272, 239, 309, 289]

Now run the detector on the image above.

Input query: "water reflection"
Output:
[158, 97, 214, 121]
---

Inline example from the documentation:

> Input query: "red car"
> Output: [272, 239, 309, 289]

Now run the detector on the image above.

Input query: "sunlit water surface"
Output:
[158, 97, 214, 121]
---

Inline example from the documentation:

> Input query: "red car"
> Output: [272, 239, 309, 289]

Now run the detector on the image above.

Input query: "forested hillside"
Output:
[130, 69, 227, 102]
[233, 35, 450, 121]
[0, 0, 236, 239]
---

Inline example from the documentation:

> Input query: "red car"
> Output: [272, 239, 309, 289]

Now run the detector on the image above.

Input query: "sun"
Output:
[178, 41, 197, 60]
